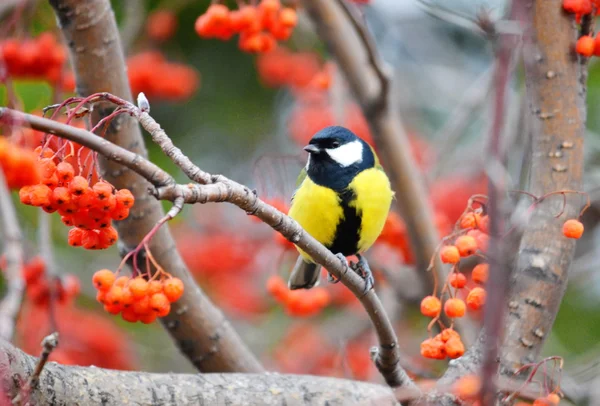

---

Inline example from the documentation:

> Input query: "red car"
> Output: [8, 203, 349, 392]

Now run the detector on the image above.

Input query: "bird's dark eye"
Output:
[331, 141, 340, 148]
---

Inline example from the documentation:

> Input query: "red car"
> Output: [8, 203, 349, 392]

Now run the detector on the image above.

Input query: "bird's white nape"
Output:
[326, 140, 363, 167]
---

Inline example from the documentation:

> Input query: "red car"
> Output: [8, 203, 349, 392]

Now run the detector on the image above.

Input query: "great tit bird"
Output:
[287, 126, 393, 290]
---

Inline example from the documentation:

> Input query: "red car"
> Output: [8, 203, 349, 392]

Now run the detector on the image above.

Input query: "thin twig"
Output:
[0, 107, 419, 392]
[12, 332, 59, 406]
[0, 168, 25, 341]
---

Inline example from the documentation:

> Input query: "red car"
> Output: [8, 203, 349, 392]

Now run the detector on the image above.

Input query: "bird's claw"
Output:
[354, 254, 374, 295]
[328, 253, 349, 284]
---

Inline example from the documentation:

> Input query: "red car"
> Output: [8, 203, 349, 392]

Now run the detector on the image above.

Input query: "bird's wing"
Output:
[290, 167, 308, 203]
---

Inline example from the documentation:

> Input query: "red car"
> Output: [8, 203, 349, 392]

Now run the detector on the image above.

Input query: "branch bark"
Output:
[47, 0, 263, 373]
[499, 0, 586, 377]
[0, 106, 419, 392]
[0, 338, 397, 406]
[302, 0, 444, 297]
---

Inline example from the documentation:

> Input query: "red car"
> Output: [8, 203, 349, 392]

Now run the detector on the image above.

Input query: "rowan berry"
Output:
[148, 280, 163, 295]
[449, 272, 467, 289]
[163, 278, 184, 302]
[563, 0, 592, 14]
[120, 287, 135, 307]
[56, 162, 75, 182]
[81, 230, 100, 249]
[93, 181, 113, 200]
[121, 307, 140, 323]
[115, 189, 135, 207]
[563, 219, 584, 239]
[150, 293, 170, 315]
[29, 184, 52, 207]
[52, 187, 71, 206]
[420, 337, 445, 360]
[132, 296, 151, 315]
[459, 212, 481, 229]
[267, 275, 288, 302]
[472, 263, 489, 284]
[440, 245, 460, 264]
[420, 295, 442, 317]
[38, 158, 56, 179]
[444, 298, 466, 318]
[104, 303, 122, 315]
[96, 290, 107, 304]
[67, 227, 84, 246]
[92, 269, 116, 291]
[576, 35, 595, 57]
[452, 375, 481, 400]
[445, 337, 465, 359]
[98, 226, 118, 246]
[546, 394, 560, 405]
[466, 287, 486, 311]
[278, 8, 297, 27]
[478, 215, 489, 234]
[114, 276, 130, 287]
[128, 277, 149, 299]
[455, 235, 478, 257]
[146, 10, 178, 42]
[139, 312, 157, 324]
[440, 328, 460, 343]
[106, 285, 125, 306]
[69, 176, 89, 195]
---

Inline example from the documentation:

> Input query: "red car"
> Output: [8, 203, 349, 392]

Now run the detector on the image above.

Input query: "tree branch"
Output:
[0, 338, 398, 406]
[0, 107, 419, 392]
[47, 0, 263, 373]
[499, 0, 586, 377]
[302, 0, 444, 301]
[0, 168, 25, 341]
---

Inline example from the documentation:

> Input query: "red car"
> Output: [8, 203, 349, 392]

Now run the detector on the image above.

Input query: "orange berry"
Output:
[260, 0, 281, 13]
[121, 287, 134, 307]
[114, 276, 129, 287]
[472, 263, 489, 284]
[533, 399, 553, 406]
[420, 337, 445, 360]
[546, 393, 560, 405]
[92, 269, 116, 291]
[69, 175, 89, 195]
[440, 245, 460, 264]
[93, 181, 113, 200]
[148, 280, 163, 295]
[206, 4, 230, 24]
[29, 184, 52, 207]
[104, 303, 122, 315]
[440, 328, 460, 343]
[52, 187, 71, 206]
[562, 219, 584, 239]
[146, 10, 178, 42]
[478, 215, 489, 234]
[455, 235, 478, 257]
[420, 295, 441, 317]
[563, 0, 592, 14]
[278, 8, 297, 27]
[81, 230, 100, 250]
[139, 311, 157, 324]
[466, 287, 486, 311]
[128, 277, 149, 299]
[150, 293, 170, 317]
[452, 375, 481, 400]
[121, 307, 140, 323]
[576, 35, 594, 57]
[96, 290, 107, 304]
[98, 226, 118, 246]
[163, 278, 184, 303]
[19, 186, 33, 205]
[115, 189, 135, 207]
[444, 298, 466, 318]
[55, 161, 74, 182]
[106, 285, 125, 306]
[266, 275, 288, 302]
[445, 337, 465, 359]
[132, 295, 151, 315]
[38, 158, 56, 179]
[449, 272, 467, 289]
[459, 212, 481, 229]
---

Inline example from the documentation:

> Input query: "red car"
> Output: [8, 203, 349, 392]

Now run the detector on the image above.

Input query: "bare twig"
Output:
[0, 107, 419, 392]
[0, 169, 25, 341]
[48, 0, 263, 373]
[303, 0, 444, 307]
[12, 332, 59, 406]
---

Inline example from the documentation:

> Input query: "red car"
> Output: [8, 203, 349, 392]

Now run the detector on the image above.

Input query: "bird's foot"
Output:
[327, 253, 349, 284]
[353, 254, 374, 294]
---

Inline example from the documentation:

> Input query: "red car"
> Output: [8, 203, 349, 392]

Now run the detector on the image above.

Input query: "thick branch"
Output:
[48, 0, 262, 373]
[0, 339, 397, 406]
[303, 0, 444, 300]
[0, 108, 419, 392]
[499, 0, 586, 377]
[0, 168, 25, 341]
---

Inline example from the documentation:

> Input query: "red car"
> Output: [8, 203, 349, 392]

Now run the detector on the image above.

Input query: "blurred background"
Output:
[1, 0, 600, 391]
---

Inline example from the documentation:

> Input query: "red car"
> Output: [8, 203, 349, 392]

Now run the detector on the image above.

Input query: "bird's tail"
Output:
[288, 256, 321, 290]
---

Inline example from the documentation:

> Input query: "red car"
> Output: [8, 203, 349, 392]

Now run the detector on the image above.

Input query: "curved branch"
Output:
[0, 108, 419, 392]
[0, 339, 397, 406]
[47, 0, 263, 373]
[302, 0, 444, 300]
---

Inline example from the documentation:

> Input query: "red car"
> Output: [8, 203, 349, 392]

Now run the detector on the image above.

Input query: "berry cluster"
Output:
[563, 0, 600, 56]
[0, 137, 41, 189]
[61, 51, 199, 101]
[420, 328, 465, 359]
[146, 10, 178, 42]
[1, 255, 80, 307]
[18, 147, 134, 250]
[267, 275, 330, 317]
[195, 1, 298, 54]
[0, 33, 66, 83]
[256, 47, 331, 89]
[92, 269, 184, 323]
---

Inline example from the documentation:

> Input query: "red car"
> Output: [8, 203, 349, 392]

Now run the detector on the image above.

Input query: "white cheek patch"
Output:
[326, 140, 363, 167]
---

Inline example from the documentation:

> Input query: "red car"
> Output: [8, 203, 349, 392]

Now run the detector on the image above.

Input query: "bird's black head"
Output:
[303, 126, 375, 190]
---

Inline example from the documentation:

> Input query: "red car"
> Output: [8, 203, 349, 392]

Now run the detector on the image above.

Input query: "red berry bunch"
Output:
[0, 137, 42, 189]
[18, 146, 134, 250]
[420, 328, 465, 360]
[266, 275, 330, 317]
[195, 1, 298, 54]
[0, 255, 80, 307]
[562, 0, 600, 56]
[92, 269, 184, 323]
[256, 47, 330, 89]
[62, 51, 200, 101]
[0, 33, 67, 83]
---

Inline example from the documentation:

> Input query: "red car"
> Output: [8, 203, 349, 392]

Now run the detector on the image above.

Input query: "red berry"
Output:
[92, 269, 116, 291]
[163, 278, 184, 303]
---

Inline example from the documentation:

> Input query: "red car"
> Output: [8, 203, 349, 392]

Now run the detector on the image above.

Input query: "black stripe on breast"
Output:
[327, 189, 361, 256]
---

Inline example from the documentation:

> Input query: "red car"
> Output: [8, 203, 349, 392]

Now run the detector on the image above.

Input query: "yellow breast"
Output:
[349, 167, 393, 253]
[288, 177, 343, 261]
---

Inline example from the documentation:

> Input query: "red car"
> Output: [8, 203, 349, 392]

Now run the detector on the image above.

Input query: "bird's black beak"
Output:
[303, 144, 321, 154]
